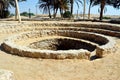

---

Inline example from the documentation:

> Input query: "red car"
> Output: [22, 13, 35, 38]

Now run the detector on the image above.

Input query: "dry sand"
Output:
[0, 22, 120, 80]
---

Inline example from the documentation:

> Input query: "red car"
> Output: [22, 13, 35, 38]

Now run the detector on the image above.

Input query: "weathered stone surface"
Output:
[0, 69, 15, 80]
[0, 22, 120, 37]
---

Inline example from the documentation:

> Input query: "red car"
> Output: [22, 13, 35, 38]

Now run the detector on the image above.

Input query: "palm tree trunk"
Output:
[53, 0, 56, 18]
[83, 0, 86, 20]
[53, 7, 58, 18]
[88, 3, 92, 19]
[70, 0, 73, 15]
[15, 0, 21, 23]
[100, 0, 105, 20]
[60, 8, 63, 18]
[15, 7, 18, 20]
[53, 8, 55, 18]
[47, 5, 51, 18]
[54, 8, 58, 18]
[0, 2, 4, 18]
[0, 3, 3, 18]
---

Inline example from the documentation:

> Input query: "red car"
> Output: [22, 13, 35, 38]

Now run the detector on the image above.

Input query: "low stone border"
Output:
[0, 23, 120, 38]
[2, 42, 91, 59]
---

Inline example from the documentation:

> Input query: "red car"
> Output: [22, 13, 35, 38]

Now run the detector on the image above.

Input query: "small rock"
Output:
[0, 69, 15, 80]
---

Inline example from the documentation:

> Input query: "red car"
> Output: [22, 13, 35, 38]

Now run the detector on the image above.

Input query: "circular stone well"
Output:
[1, 22, 117, 59]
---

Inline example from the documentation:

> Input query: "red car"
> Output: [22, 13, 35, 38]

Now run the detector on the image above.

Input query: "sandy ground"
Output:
[0, 22, 120, 80]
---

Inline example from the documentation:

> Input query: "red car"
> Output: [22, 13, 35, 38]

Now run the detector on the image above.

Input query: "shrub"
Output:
[102, 16, 111, 19]
[63, 11, 72, 18]
[110, 19, 120, 24]
[20, 12, 28, 16]
[20, 12, 35, 17]
[0, 10, 10, 18]
[3, 10, 10, 18]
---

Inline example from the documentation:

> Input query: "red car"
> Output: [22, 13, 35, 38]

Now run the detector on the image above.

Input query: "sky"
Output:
[9, 0, 120, 15]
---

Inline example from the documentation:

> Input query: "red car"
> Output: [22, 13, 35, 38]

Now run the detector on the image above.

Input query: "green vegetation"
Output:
[3, 10, 10, 18]
[0, 0, 26, 18]
[102, 16, 111, 19]
[63, 11, 72, 18]
[0, 0, 120, 20]
[38, 0, 81, 18]
[0, 10, 10, 18]
[20, 12, 35, 17]
[38, 0, 120, 20]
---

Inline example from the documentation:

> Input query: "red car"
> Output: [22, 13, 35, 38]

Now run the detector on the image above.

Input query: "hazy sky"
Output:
[9, 0, 120, 15]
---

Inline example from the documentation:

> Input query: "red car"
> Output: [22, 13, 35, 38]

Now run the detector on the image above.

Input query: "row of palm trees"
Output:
[89, 0, 115, 20]
[39, 0, 82, 18]
[0, 0, 120, 21]
[39, 0, 120, 20]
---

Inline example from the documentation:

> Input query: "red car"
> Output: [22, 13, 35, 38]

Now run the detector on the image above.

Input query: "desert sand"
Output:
[0, 21, 120, 80]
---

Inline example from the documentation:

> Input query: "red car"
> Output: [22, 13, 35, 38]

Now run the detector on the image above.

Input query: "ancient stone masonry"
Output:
[1, 22, 119, 59]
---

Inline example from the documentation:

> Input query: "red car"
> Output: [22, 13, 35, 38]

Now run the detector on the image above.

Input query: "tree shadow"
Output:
[0, 44, 4, 52]
[0, 45, 2, 50]
[90, 55, 101, 61]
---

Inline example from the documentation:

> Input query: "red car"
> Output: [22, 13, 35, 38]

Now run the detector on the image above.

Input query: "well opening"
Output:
[29, 38, 96, 52]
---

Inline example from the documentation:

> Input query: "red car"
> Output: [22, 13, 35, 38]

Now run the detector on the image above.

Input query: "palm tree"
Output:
[15, 0, 21, 22]
[59, 0, 70, 17]
[83, 0, 86, 19]
[70, 0, 73, 14]
[88, 0, 94, 19]
[70, 0, 82, 15]
[53, 0, 58, 18]
[39, 0, 52, 18]
[99, 0, 106, 20]
[15, 0, 26, 20]
[8, 0, 26, 22]
[39, 0, 69, 18]
[92, 0, 112, 20]
[0, 0, 15, 18]
[112, 0, 120, 9]
[0, 0, 26, 20]
[0, 1, 5, 18]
